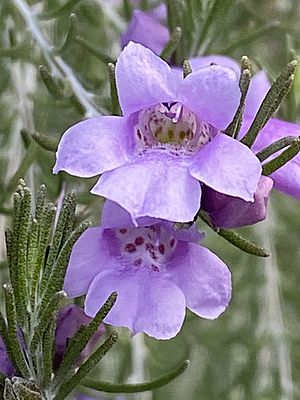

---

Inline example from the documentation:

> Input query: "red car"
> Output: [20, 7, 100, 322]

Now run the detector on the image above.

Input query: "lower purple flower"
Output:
[54, 304, 105, 369]
[64, 201, 232, 340]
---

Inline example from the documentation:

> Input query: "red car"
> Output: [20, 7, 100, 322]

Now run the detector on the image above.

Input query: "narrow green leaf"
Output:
[53, 332, 118, 400]
[262, 137, 300, 176]
[31, 203, 56, 309]
[241, 60, 297, 148]
[108, 63, 121, 116]
[41, 220, 91, 307]
[183, 60, 192, 78]
[256, 136, 297, 162]
[39, 65, 63, 99]
[83, 359, 190, 393]
[32, 131, 58, 152]
[42, 316, 56, 388]
[53, 292, 117, 388]
[200, 212, 269, 257]
[55, 13, 78, 54]
[40, 0, 81, 19]
[41, 191, 77, 292]
[17, 186, 32, 324]
[3, 284, 30, 378]
[224, 56, 251, 138]
[30, 291, 66, 355]
[160, 27, 182, 61]
[75, 36, 115, 65]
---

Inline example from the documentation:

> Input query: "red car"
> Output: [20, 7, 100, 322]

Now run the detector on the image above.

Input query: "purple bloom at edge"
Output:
[54, 42, 261, 224]
[121, 9, 300, 204]
[0, 334, 15, 377]
[64, 200, 232, 340]
[121, 10, 169, 54]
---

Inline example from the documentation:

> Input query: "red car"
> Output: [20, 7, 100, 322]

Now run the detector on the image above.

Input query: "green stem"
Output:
[83, 360, 190, 393]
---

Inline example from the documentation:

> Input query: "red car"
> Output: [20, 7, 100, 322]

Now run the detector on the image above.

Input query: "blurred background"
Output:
[0, 0, 300, 399]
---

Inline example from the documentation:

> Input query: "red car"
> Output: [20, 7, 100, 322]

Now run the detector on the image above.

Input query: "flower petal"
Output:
[188, 134, 262, 201]
[240, 117, 300, 199]
[64, 227, 109, 297]
[169, 242, 231, 319]
[245, 70, 270, 117]
[201, 176, 273, 228]
[121, 10, 169, 55]
[178, 64, 240, 129]
[53, 116, 130, 177]
[85, 268, 186, 339]
[116, 42, 177, 116]
[92, 158, 201, 223]
[189, 55, 240, 75]
[101, 200, 157, 229]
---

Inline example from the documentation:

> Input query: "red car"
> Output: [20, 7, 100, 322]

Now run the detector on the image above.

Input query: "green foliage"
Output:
[1, 0, 300, 399]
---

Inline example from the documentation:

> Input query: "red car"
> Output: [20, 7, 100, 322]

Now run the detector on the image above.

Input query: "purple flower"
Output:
[54, 304, 105, 369]
[121, 10, 169, 54]
[54, 43, 261, 224]
[0, 335, 15, 377]
[64, 201, 231, 340]
[201, 176, 274, 228]
[190, 55, 300, 201]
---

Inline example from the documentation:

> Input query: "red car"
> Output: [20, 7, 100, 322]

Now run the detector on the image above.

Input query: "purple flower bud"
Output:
[0, 335, 15, 377]
[54, 304, 105, 369]
[121, 10, 169, 54]
[202, 176, 274, 229]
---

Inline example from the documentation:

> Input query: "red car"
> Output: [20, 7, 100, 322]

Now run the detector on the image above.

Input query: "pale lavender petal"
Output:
[240, 117, 300, 199]
[85, 268, 186, 339]
[64, 227, 109, 297]
[188, 134, 262, 201]
[92, 158, 201, 223]
[116, 42, 177, 116]
[121, 10, 169, 54]
[178, 65, 240, 129]
[101, 200, 156, 229]
[189, 55, 240, 75]
[53, 117, 130, 177]
[245, 70, 271, 117]
[169, 242, 231, 319]
[202, 176, 274, 228]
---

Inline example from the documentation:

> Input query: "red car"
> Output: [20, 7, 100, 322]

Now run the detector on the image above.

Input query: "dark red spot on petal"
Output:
[151, 264, 159, 272]
[135, 236, 144, 246]
[125, 243, 136, 253]
[158, 244, 165, 255]
[119, 228, 127, 234]
[134, 258, 142, 267]
[170, 238, 175, 247]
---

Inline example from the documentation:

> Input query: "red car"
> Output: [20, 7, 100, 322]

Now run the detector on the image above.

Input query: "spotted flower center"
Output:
[135, 102, 214, 155]
[116, 224, 177, 272]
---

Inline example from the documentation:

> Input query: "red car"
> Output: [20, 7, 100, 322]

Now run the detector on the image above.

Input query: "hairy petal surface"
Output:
[116, 42, 177, 115]
[92, 158, 201, 223]
[169, 242, 231, 319]
[53, 117, 130, 177]
[178, 65, 240, 129]
[85, 268, 186, 339]
[188, 134, 262, 201]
